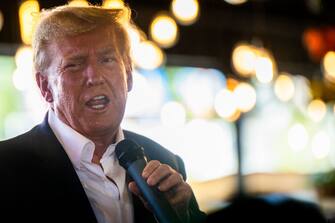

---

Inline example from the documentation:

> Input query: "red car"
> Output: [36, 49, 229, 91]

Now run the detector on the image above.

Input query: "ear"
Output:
[36, 72, 54, 103]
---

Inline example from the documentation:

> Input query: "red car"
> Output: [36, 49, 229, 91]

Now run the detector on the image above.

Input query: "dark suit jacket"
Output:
[0, 114, 206, 223]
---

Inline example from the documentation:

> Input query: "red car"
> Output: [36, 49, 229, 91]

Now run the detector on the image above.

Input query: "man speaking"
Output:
[0, 4, 205, 223]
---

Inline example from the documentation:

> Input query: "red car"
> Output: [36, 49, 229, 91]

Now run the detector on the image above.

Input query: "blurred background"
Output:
[1, 0, 335, 219]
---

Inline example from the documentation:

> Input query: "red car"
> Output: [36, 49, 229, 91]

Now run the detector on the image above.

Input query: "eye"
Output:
[65, 64, 76, 68]
[101, 56, 116, 64]
[64, 62, 82, 71]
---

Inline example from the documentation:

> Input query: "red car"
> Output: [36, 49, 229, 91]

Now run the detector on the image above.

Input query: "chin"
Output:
[90, 119, 119, 131]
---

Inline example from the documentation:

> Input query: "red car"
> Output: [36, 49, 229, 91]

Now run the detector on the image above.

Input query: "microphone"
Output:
[115, 139, 182, 223]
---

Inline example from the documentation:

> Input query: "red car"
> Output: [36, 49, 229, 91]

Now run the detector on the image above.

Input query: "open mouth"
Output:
[85, 95, 110, 110]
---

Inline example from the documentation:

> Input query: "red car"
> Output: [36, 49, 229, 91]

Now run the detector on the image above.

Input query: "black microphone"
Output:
[115, 139, 182, 223]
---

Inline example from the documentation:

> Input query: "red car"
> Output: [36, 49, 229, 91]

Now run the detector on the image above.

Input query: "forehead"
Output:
[48, 26, 123, 58]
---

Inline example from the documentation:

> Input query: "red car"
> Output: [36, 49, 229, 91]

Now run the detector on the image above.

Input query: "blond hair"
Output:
[32, 5, 132, 73]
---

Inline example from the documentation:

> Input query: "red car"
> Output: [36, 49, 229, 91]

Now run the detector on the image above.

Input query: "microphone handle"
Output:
[128, 159, 183, 223]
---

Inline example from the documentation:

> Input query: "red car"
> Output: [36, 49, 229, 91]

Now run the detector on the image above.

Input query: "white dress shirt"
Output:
[48, 109, 134, 223]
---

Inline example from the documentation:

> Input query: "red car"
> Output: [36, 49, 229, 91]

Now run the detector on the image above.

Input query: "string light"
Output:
[19, 0, 40, 45]
[0, 10, 3, 32]
[171, 0, 199, 25]
[68, 0, 89, 7]
[288, 123, 308, 152]
[102, 0, 124, 9]
[323, 51, 335, 83]
[224, 0, 247, 5]
[255, 56, 274, 84]
[214, 89, 238, 120]
[232, 44, 257, 77]
[233, 82, 256, 112]
[132, 41, 165, 70]
[274, 73, 295, 102]
[150, 14, 179, 48]
[307, 99, 327, 122]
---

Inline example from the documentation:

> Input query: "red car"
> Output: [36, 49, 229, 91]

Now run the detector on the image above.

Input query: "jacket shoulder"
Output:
[0, 125, 40, 151]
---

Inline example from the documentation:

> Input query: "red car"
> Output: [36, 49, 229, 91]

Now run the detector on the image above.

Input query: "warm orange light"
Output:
[102, 0, 124, 9]
[132, 41, 165, 70]
[68, 0, 89, 7]
[150, 14, 179, 48]
[274, 73, 295, 102]
[323, 51, 335, 81]
[232, 44, 257, 77]
[307, 99, 327, 122]
[171, 0, 199, 25]
[0, 10, 3, 31]
[19, 0, 40, 45]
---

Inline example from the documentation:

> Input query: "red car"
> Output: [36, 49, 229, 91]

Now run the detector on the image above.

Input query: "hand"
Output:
[128, 160, 193, 217]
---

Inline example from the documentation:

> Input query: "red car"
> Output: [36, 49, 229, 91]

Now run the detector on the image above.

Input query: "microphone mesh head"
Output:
[115, 139, 145, 169]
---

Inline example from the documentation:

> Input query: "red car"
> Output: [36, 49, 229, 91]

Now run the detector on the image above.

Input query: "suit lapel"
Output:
[26, 114, 157, 222]
[33, 114, 97, 222]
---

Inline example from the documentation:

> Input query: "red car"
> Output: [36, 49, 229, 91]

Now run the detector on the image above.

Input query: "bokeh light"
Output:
[311, 131, 330, 160]
[150, 14, 178, 48]
[214, 89, 238, 120]
[171, 0, 199, 25]
[125, 70, 166, 117]
[255, 56, 274, 84]
[127, 26, 142, 54]
[233, 82, 256, 112]
[160, 101, 186, 128]
[224, 0, 248, 5]
[132, 40, 165, 70]
[0, 10, 4, 32]
[19, 0, 40, 45]
[13, 46, 34, 92]
[182, 119, 234, 181]
[274, 73, 295, 102]
[102, 0, 124, 9]
[307, 99, 327, 122]
[15, 46, 33, 69]
[323, 51, 335, 82]
[287, 123, 308, 152]
[232, 44, 257, 77]
[175, 68, 226, 118]
[68, 0, 89, 7]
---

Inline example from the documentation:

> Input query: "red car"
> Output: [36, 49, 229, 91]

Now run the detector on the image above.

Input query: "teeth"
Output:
[91, 104, 105, 109]
[86, 95, 109, 110]
[93, 95, 105, 100]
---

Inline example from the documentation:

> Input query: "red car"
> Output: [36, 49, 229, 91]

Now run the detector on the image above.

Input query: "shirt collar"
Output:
[48, 109, 124, 168]
[101, 129, 124, 161]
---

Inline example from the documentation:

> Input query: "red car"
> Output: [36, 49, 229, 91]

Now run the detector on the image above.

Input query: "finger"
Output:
[167, 184, 192, 207]
[142, 160, 161, 179]
[129, 181, 152, 211]
[158, 173, 183, 192]
[128, 181, 141, 196]
[146, 164, 172, 186]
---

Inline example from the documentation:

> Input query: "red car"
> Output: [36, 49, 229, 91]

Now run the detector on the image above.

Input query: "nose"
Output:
[85, 61, 104, 87]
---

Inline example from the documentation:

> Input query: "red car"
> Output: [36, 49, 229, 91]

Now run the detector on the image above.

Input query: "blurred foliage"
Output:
[312, 169, 335, 198]
[0, 56, 19, 138]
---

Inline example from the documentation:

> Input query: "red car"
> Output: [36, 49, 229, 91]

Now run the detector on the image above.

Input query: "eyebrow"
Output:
[97, 47, 117, 55]
[64, 55, 86, 61]
[61, 46, 118, 63]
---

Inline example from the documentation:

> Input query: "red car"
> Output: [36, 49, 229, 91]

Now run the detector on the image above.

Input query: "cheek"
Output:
[54, 81, 80, 108]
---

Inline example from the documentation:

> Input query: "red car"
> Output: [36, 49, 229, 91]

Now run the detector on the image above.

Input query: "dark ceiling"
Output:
[0, 0, 335, 97]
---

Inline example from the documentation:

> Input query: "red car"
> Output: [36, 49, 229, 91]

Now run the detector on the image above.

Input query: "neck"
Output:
[90, 130, 118, 164]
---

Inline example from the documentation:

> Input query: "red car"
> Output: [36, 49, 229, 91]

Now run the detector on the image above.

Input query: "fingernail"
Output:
[147, 178, 153, 186]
